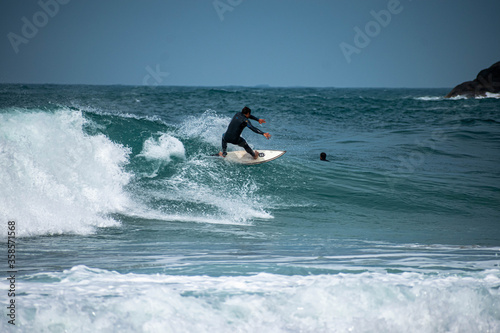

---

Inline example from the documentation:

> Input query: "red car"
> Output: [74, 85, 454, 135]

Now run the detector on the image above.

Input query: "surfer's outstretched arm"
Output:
[246, 120, 262, 134]
[249, 114, 266, 124]
[246, 121, 271, 139]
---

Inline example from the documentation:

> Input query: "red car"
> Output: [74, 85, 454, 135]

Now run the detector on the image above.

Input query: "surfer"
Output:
[320, 152, 329, 161]
[220, 106, 271, 159]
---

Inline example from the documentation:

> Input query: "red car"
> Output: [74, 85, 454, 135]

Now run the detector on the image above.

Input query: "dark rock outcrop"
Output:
[445, 61, 500, 98]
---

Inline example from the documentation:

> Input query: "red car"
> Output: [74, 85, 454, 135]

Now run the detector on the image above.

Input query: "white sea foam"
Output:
[178, 109, 230, 147]
[4, 265, 499, 332]
[448, 95, 470, 100]
[416, 93, 500, 101]
[0, 109, 132, 237]
[128, 156, 273, 225]
[478, 92, 500, 99]
[123, 109, 274, 225]
[414, 96, 443, 101]
[122, 206, 255, 226]
[138, 134, 185, 161]
[71, 102, 166, 124]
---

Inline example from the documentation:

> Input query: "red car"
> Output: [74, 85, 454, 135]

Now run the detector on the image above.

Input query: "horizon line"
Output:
[0, 82, 453, 90]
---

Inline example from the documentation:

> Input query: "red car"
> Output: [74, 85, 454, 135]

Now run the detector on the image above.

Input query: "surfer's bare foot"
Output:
[219, 151, 225, 157]
[253, 151, 259, 159]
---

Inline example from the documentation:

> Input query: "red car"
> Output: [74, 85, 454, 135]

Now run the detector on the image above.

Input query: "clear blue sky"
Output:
[1, 0, 499, 88]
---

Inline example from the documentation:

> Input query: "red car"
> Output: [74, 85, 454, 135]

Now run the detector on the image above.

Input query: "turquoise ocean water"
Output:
[1, 85, 499, 332]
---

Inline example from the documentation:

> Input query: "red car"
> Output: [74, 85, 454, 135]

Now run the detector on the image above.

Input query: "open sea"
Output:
[1, 84, 499, 332]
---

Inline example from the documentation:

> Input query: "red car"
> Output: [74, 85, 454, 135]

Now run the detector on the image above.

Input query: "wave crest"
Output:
[0, 108, 132, 237]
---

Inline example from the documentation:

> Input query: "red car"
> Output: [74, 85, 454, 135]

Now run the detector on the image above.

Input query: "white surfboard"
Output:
[224, 150, 286, 165]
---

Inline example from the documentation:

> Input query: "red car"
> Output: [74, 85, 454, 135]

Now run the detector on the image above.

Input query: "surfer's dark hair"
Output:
[242, 106, 251, 115]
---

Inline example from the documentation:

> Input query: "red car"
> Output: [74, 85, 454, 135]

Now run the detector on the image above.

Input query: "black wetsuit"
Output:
[222, 112, 264, 157]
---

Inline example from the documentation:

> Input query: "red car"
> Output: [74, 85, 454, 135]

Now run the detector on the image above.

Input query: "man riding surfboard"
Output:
[219, 106, 271, 159]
